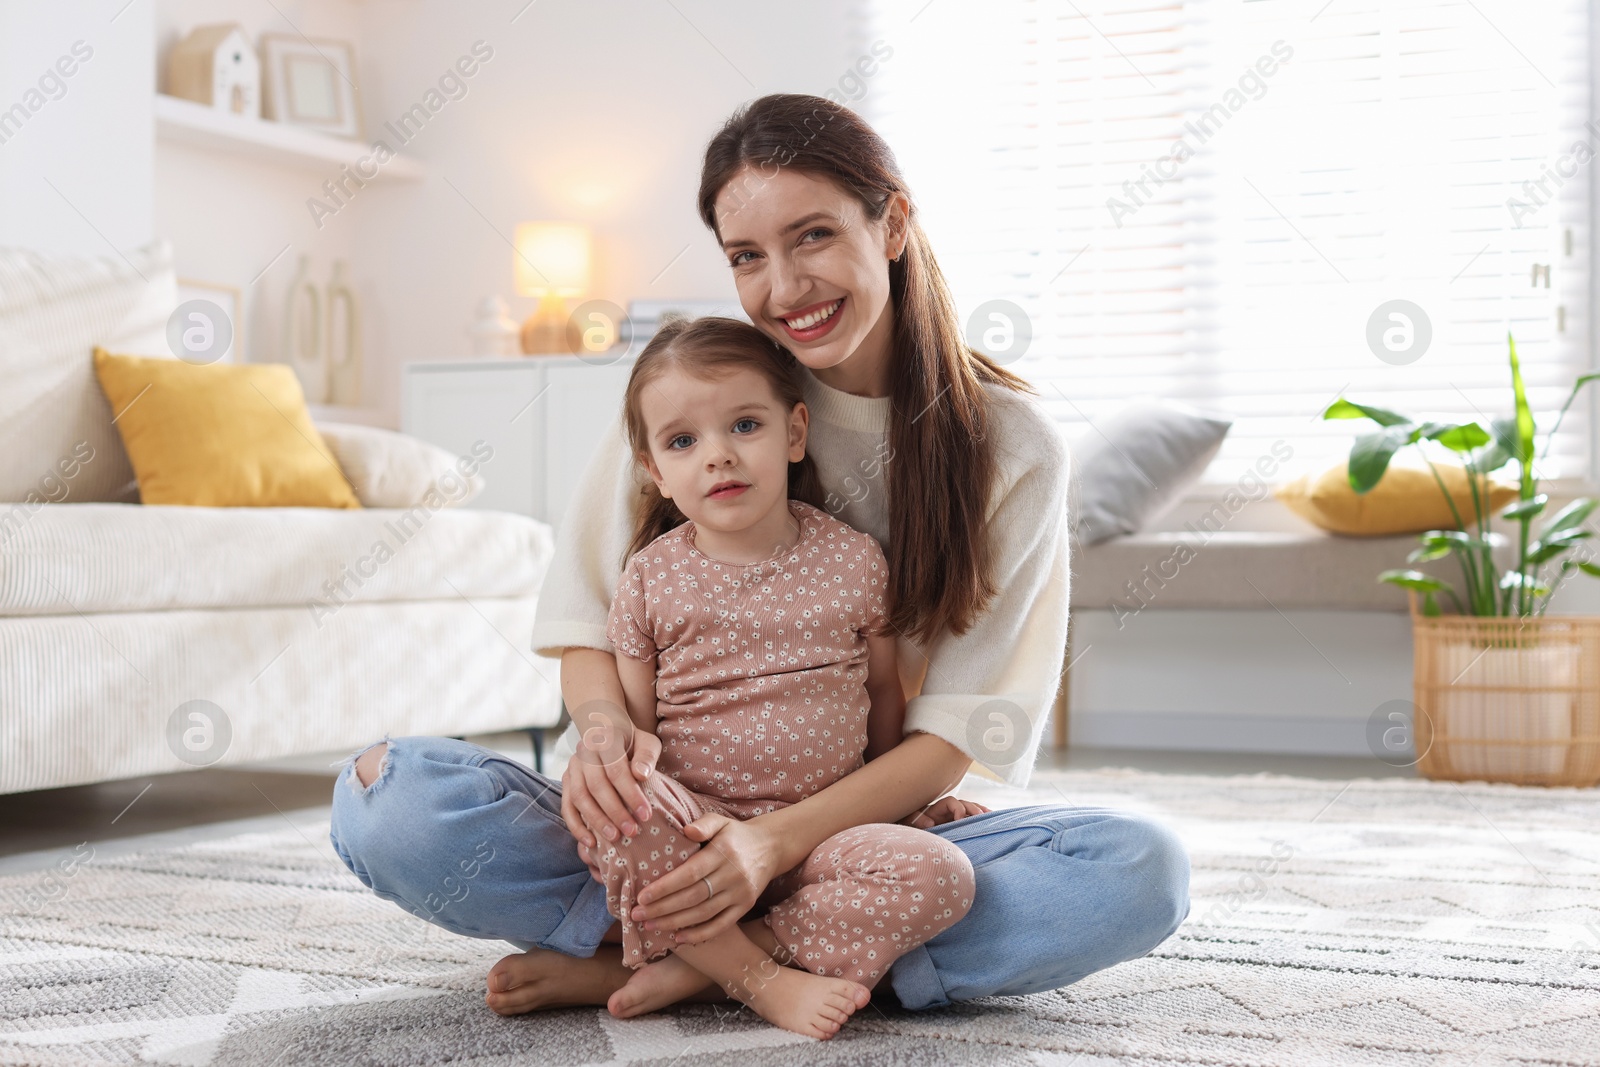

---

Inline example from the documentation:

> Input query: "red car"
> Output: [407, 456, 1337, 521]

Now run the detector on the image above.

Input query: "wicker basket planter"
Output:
[1411, 598, 1600, 786]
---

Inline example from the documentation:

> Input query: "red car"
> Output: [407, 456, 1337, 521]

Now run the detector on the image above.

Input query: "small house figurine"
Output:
[167, 24, 260, 117]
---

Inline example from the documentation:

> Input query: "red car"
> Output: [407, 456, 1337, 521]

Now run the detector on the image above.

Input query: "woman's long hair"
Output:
[698, 93, 1035, 644]
[621, 315, 827, 560]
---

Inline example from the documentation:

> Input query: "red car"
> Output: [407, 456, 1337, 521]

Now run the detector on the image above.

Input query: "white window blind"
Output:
[865, 0, 1593, 485]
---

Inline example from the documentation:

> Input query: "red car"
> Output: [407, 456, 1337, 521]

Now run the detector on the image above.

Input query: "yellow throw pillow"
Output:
[93, 348, 361, 508]
[1275, 461, 1517, 537]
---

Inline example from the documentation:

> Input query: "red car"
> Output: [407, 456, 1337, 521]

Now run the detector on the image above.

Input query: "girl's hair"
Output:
[698, 93, 1036, 644]
[621, 315, 827, 559]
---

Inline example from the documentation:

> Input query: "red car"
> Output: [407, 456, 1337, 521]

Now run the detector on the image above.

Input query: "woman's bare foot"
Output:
[734, 966, 870, 1040]
[484, 946, 631, 1016]
[607, 951, 719, 1018]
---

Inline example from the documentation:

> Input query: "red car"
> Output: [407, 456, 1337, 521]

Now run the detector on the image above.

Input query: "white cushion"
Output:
[316, 423, 486, 508]
[0, 240, 178, 504]
[1072, 530, 1456, 612]
[0, 503, 552, 616]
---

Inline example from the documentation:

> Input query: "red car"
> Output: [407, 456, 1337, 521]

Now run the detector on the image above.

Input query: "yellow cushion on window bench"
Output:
[1275, 461, 1517, 537]
[92, 347, 360, 508]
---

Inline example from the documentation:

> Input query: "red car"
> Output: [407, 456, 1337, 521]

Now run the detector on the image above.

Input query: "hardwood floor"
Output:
[0, 768, 339, 859]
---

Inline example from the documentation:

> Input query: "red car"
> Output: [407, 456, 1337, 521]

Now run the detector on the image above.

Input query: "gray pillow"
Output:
[1070, 400, 1232, 545]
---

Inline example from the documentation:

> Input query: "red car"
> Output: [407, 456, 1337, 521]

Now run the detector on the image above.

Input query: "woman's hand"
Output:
[903, 796, 991, 829]
[629, 813, 782, 945]
[558, 703, 662, 850]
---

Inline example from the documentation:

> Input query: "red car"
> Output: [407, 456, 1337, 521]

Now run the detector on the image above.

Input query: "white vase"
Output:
[326, 260, 361, 405]
[284, 254, 325, 402]
[1433, 642, 1577, 779]
[469, 295, 519, 357]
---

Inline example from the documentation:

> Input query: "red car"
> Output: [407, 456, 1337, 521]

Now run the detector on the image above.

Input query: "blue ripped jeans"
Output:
[328, 736, 1190, 1010]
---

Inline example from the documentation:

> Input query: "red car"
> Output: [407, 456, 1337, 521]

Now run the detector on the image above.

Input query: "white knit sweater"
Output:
[531, 365, 1072, 788]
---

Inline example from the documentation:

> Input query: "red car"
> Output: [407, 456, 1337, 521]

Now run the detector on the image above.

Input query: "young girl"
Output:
[584, 315, 975, 1039]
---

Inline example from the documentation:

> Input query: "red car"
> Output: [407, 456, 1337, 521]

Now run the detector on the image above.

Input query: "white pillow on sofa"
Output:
[316, 423, 486, 508]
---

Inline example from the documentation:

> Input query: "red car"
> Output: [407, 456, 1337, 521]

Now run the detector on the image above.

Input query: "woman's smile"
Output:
[779, 297, 846, 343]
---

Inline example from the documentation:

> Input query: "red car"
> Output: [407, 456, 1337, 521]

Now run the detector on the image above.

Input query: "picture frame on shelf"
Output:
[260, 34, 361, 139]
[176, 278, 243, 364]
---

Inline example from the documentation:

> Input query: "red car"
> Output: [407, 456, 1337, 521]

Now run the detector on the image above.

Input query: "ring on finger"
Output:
[702, 875, 714, 903]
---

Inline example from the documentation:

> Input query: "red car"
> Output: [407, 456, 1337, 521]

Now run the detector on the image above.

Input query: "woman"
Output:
[329, 93, 1190, 1017]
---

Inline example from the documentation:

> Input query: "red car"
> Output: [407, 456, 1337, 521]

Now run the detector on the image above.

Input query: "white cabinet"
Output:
[402, 354, 634, 529]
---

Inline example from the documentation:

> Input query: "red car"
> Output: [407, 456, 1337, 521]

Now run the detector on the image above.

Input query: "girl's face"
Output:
[714, 167, 908, 376]
[636, 363, 808, 536]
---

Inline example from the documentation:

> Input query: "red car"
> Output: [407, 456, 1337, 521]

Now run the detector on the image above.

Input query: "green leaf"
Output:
[1529, 543, 1576, 565]
[1383, 570, 1453, 613]
[1545, 528, 1592, 547]
[1500, 494, 1548, 521]
[1407, 543, 1453, 562]
[1490, 416, 1520, 452]
[1499, 570, 1551, 597]
[1420, 529, 1473, 544]
[1422, 421, 1491, 452]
[1577, 560, 1600, 578]
[1348, 426, 1413, 493]
[1544, 372, 1600, 448]
[1469, 440, 1513, 474]
[1324, 398, 1413, 427]
[1473, 416, 1520, 478]
[1418, 529, 1493, 552]
[1380, 569, 1449, 592]
[1527, 528, 1593, 564]
[1539, 497, 1597, 538]
[1508, 333, 1537, 496]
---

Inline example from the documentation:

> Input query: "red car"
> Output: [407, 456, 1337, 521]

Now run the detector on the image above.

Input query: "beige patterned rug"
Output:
[3, 769, 1599, 1066]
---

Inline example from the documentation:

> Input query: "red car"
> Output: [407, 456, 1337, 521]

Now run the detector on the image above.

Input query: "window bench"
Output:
[1056, 530, 1427, 755]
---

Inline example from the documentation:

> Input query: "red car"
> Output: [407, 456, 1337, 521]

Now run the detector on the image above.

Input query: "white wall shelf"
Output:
[153, 94, 425, 181]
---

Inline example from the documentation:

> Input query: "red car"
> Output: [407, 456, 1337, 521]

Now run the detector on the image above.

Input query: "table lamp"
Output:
[514, 221, 592, 354]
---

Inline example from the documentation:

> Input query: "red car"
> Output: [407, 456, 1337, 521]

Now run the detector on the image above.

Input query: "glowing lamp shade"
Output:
[511, 221, 593, 354]
[514, 222, 591, 298]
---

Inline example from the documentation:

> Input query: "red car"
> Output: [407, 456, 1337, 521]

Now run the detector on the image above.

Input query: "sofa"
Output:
[0, 240, 563, 794]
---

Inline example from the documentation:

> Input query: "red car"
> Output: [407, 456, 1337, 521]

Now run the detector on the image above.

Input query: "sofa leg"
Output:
[526, 727, 545, 774]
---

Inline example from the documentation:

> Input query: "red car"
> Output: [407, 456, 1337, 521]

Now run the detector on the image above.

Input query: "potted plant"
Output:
[1324, 334, 1600, 785]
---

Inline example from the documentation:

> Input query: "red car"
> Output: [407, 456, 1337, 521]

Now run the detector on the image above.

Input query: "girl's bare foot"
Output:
[484, 946, 631, 1016]
[607, 951, 719, 1018]
[733, 966, 870, 1040]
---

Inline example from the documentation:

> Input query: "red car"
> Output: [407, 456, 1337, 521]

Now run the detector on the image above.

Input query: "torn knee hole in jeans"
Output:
[346, 739, 392, 795]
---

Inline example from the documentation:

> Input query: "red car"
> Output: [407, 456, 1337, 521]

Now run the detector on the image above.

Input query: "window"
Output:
[866, 0, 1593, 486]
